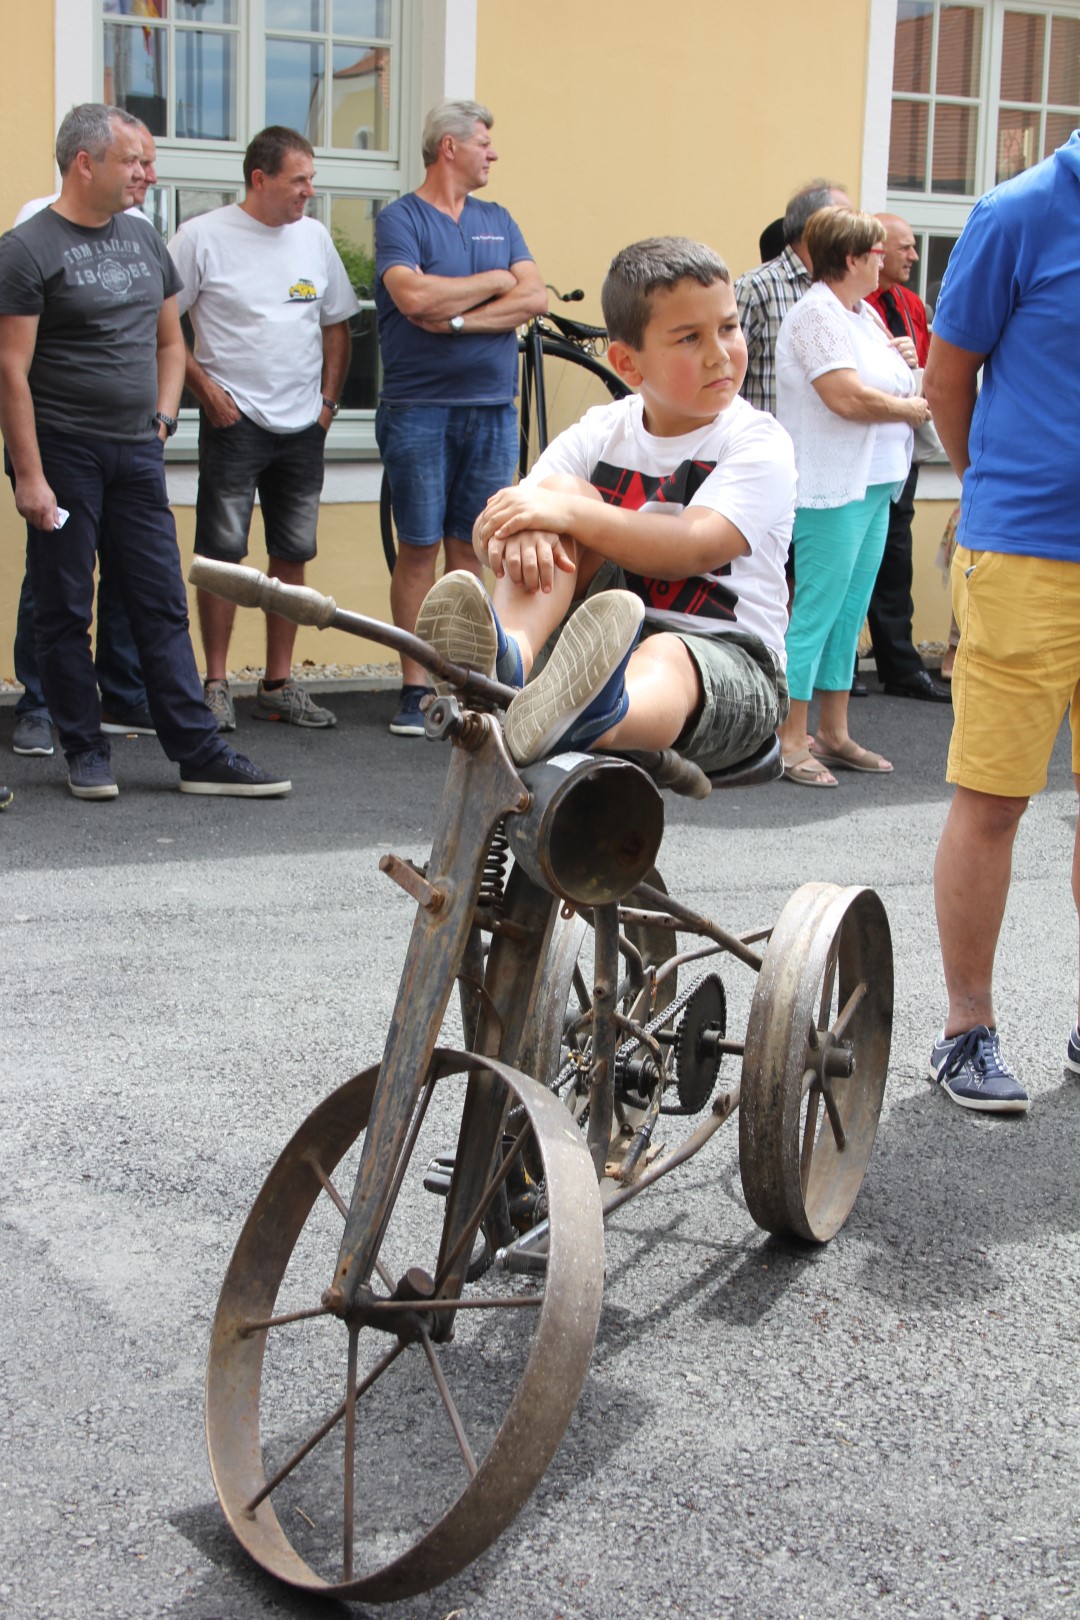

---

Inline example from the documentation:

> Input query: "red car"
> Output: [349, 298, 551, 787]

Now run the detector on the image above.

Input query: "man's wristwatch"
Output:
[154, 411, 178, 437]
[448, 315, 465, 336]
[321, 396, 340, 417]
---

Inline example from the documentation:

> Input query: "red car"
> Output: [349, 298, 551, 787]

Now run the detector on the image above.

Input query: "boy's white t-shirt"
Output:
[169, 204, 359, 433]
[526, 393, 796, 667]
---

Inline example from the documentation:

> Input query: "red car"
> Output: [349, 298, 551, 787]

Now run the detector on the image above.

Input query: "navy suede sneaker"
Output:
[928, 1025, 1028, 1114]
[179, 748, 291, 797]
[1065, 1026, 1080, 1076]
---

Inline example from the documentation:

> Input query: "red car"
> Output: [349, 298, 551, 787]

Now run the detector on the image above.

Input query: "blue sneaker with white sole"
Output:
[1065, 1025, 1080, 1076]
[415, 571, 524, 694]
[503, 590, 643, 766]
[928, 1025, 1028, 1114]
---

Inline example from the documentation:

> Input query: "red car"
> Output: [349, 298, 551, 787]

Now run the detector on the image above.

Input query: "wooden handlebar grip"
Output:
[188, 558, 338, 629]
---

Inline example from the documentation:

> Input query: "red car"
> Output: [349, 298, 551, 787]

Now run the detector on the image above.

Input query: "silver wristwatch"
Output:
[448, 315, 465, 335]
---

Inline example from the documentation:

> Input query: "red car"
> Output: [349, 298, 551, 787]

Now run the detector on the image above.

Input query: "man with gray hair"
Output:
[0, 104, 289, 800]
[736, 178, 851, 417]
[374, 98, 546, 735]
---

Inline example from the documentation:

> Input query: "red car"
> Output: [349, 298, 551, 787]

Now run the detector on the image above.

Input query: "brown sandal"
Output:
[781, 746, 838, 788]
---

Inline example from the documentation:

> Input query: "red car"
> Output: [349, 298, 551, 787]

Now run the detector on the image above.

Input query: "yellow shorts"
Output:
[948, 546, 1080, 796]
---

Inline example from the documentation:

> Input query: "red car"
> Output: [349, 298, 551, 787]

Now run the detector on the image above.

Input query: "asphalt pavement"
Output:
[2, 683, 1078, 1620]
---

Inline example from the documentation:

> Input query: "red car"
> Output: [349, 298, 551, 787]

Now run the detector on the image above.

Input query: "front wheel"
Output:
[205, 1048, 604, 1602]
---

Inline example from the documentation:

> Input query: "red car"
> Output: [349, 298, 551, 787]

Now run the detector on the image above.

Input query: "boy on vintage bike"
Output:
[416, 236, 796, 771]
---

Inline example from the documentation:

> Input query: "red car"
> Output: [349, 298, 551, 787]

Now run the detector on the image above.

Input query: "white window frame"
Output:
[56, 0, 480, 473]
[863, 0, 1080, 495]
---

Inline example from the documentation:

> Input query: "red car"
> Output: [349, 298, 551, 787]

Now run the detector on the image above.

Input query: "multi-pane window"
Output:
[98, 0, 411, 444]
[888, 1, 1080, 311]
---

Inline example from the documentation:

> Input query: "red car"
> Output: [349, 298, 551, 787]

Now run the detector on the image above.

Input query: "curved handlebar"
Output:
[189, 558, 338, 628]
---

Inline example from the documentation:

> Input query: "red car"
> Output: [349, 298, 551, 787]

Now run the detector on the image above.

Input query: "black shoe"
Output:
[0, 784, 12, 812]
[850, 676, 868, 697]
[100, 702, 157, 736]
[68, 747, 119, 800]
[882, 669, 951, 703]
[179, 747, 291, 797]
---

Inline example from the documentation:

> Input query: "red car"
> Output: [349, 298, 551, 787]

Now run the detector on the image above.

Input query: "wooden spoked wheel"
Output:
[739, 884, 892, 1243]
[205, 1049, 604, 1603]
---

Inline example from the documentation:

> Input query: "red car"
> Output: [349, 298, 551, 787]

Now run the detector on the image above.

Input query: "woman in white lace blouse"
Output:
[774, 207, 932, 787]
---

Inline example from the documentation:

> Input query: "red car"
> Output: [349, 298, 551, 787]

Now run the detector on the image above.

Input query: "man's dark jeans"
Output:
[14, 549, 147, 719]
[21, 430, 221, 766]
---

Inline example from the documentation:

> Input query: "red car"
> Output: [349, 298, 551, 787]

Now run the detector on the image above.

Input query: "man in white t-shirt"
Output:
[169, 126, 359, 731]
[414, 238, 795, 774]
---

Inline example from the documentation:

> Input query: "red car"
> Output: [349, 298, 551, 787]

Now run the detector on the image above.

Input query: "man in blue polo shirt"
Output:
[923, 129, 1080, 1114]
[375, 98, 546, 735]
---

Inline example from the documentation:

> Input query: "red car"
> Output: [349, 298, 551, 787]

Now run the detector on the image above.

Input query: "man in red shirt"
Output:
[863, 213, 950, 702]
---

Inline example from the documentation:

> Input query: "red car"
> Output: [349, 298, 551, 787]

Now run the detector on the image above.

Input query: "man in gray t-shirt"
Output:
[0, 102, 290, 801]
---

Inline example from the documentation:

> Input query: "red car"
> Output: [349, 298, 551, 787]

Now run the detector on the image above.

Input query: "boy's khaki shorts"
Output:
[948, 545, 1080, 797]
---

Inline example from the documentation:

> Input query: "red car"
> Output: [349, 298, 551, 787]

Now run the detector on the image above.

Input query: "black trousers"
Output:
[866, 463, 924, 684]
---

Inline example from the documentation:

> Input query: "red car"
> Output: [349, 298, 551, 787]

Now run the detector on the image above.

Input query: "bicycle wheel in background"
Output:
[379, 467, 398, 574]
[519, 341, 629, 477]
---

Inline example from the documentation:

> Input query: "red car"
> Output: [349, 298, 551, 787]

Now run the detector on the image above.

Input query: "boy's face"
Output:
[610, 278, 747, 437]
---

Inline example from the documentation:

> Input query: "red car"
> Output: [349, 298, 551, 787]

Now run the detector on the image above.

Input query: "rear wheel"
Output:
[519, 341, 629, 477]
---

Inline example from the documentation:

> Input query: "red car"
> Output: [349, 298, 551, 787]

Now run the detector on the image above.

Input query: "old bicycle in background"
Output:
[192, 557, 893, 1605]
[379, 285, 629, 572]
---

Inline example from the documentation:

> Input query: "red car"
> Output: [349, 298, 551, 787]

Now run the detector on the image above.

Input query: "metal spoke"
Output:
[830, 980, 867, 1043]
[306, 1152, 350, 1220]
[571, 962, 591, 1013]
[432, 1118, 533, 1292]
[243, 1339, 406, 1514]
[239, 1303, 330, 1337]
[800, 1083, 821, 1191]
[366, 1071, 438, 1277]
[817, 937, 840, 1030]
[820, 1081, 847, 1151]
[343, 1326, 359, 1582]
[420, 1331, 478, 1479]
[364, 1293, 542, 1314]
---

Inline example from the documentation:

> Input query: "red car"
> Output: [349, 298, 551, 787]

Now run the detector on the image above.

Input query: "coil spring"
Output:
[479, 819, 509, 912]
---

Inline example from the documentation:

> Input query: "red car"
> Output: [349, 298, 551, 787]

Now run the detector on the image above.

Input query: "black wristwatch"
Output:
[321, 396, 340, 417]
[154, 411, 178, 437]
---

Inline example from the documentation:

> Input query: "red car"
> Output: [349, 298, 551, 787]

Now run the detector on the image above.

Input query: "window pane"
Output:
[176, 2, 237, 20]
[889, 99, 929, 189]
[893, 0, 933, 93]
[1000, 10, 1045, 103]
[176, 31, 237, 140]
[266, 38, 326, 142]
[335, 0, 392, 35]
[996, 106, 1041, 180]
[924, 233, 959, 320]
[330, 195, 379, 409]
[931, 102, 978, 192]
[1048, 15, 1080, 106]
[332, 45, 391, 150]
[103, 22, 168, 135]
[935, 5, 983, 97]
[140, 185, 169, 239]
[176, 189, 238, 228]
[1044, 109, 1077, 157]
[267, 0, 326, 28]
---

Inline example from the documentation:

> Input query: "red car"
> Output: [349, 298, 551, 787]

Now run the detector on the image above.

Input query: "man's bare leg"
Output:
[197, 587, 237, 683]
[264, 557, 305, 682]
[934, 783, 1028, 1036]
[391, 540, 443, 687]
[1073, 774, 1080, 1029]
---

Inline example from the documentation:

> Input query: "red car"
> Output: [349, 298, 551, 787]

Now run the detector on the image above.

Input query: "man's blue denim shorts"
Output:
[376, 401, 518, 547]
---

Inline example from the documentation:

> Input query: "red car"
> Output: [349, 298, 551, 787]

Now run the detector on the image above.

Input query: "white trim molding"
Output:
[862, 0, 898, 210]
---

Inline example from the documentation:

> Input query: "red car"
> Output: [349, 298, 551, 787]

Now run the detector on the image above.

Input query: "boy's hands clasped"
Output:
[474, 484, 578, 592]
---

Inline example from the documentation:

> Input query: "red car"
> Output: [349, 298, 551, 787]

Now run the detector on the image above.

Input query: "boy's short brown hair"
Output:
[602, 237, 730, 349]
[805, 207, 886, 283]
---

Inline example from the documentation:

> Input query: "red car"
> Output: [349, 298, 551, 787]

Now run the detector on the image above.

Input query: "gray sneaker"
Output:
[415, 570, 498, 695]
[13, 711, 54, 756]
[204, 679, 236, 732]
[253, 680, 336, 728]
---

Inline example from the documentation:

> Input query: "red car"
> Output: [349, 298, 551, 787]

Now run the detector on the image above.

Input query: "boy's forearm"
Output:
[555, 496, 747, 580]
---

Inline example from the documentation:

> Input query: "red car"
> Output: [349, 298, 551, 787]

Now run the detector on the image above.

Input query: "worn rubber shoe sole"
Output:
[503, 591, 643, 767]
[414, 571, 498, 696]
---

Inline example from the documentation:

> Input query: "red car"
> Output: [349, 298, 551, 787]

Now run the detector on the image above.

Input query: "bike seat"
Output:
[544, 312, 609, 344]
[707, 734, 783, 789]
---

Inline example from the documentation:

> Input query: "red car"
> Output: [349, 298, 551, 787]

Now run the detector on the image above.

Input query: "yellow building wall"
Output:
[0, 0, 953, 685]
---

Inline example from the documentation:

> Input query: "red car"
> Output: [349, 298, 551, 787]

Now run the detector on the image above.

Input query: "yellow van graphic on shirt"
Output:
[288, 278, 318, 302]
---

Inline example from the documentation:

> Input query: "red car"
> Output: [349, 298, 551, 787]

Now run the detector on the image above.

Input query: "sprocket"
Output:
[670, 973, 726, 1114]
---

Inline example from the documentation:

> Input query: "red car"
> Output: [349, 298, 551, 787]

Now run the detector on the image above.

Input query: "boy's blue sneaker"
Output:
[1065, 1026, 1080, 1076]
[414, 570, 524, 694]
[503, 590, 643, 767]
[928, 1025, 1029, 1114]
